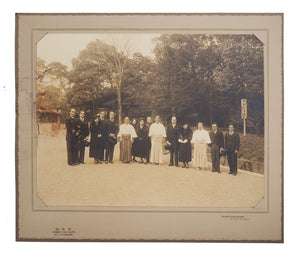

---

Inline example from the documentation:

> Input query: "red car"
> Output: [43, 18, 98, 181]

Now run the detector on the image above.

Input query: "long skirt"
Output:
[179, 142, 191, 163]
[131, 138, 138, 157]
[119, 134, 132, 162]
[150, 135, 163, 164]
[134, 139, 148, 158]
[89, 136, 104, 160]
[193, 143, 208, 168]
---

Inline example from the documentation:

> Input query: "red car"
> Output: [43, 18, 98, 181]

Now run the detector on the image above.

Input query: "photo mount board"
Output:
[15, 13, 283, 242]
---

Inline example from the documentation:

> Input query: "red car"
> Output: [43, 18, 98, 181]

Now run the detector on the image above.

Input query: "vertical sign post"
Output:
[241, 99, 247, 136]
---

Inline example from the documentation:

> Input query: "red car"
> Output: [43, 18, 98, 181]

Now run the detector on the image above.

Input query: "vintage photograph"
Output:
[16, 13, 283, 241]
[36, 32, 264, 208]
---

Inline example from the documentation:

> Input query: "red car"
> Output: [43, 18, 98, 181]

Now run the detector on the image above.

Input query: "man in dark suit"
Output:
[145, 116, 152, 163]
[166, 116, 180, 167]
[98, 110, 106, 162]
[224, 124, 240, 175]
[77, 110, 89, 164]
[104, 111, 118, 164]
[65, 108, 80, 166]
[209, 123, 224, 173]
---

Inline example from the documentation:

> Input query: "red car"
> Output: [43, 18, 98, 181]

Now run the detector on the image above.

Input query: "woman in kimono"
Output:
[178, 122, 193, 168]
[191, 122, 211, 170]
[89, 114, 105, 164]
[134, 118, 149, 164]
[117, 116, 137, 163]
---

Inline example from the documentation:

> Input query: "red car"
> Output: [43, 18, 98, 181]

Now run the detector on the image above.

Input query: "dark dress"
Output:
[134, 125, 149, 158]
[89, 120, 105, 160]
[131, 123, 138, 158]
[178, 127, 193, 163]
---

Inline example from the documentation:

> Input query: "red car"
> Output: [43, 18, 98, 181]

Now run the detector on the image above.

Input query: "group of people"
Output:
[65, 108, 240, 175]
[65, 109, 118, 166]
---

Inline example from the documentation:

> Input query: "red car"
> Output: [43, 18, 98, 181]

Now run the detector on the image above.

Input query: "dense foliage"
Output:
[36, 34, 264, 134]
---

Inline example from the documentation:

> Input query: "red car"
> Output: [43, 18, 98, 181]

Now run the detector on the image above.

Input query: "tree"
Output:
[109, 39, 133, 126]
[36, 58, 70, 112]
[153, 34, 221, 124]
[64, 34, 264, 133]
[212, 34, 264, 132]
[69, 39, 133, 125]
[121, 52, 156, 118]
[151, 34, 264, 131]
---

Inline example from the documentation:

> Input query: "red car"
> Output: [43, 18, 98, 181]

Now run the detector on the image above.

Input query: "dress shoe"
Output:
[168, 163, 174, 166]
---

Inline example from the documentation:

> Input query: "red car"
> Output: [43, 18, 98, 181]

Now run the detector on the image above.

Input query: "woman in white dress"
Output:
[191, 122, 211, 170]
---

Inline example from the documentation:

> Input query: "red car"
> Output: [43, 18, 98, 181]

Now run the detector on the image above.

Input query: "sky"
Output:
[37, 33, 161, 70]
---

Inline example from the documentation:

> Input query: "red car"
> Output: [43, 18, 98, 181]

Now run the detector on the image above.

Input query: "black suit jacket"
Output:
[166, 123, 180, 146]
[224, 132, 240, 152]
[65, 116, 79, 140]
[77, 118, 89, 140]
[209, 131, 224, 148]
[104, 119, 119, 144]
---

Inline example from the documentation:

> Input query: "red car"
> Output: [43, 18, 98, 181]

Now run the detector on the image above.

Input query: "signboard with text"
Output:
[241, 99, 247, 119]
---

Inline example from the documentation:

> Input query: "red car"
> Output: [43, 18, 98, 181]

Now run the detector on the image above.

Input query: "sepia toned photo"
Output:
[16, 13, 283, 242]
[36, 33, 264, 208]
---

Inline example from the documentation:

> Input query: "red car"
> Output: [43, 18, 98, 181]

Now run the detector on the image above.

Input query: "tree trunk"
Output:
[209, 77, 214, 125]
[117, 77, 122, 127]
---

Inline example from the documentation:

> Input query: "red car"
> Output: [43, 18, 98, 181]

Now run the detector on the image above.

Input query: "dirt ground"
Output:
[37, 126, 264, 208]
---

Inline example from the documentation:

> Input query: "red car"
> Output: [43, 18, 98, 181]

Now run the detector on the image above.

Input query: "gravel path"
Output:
[37, 130, 264, 208]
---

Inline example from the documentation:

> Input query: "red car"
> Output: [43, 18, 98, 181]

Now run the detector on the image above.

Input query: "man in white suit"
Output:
[148, 115, 167, 165]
